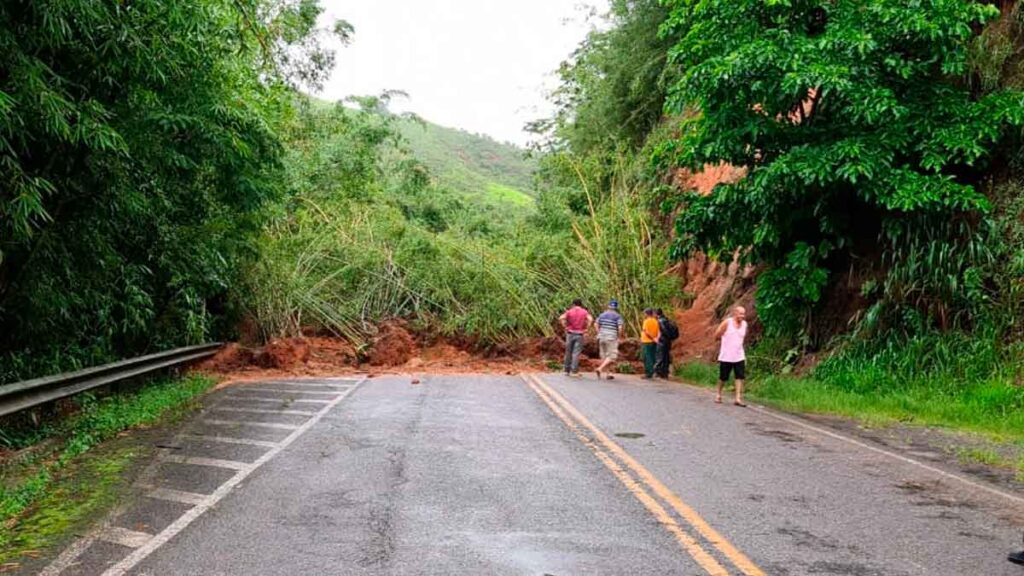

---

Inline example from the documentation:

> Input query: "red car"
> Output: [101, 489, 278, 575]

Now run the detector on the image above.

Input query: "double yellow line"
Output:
[524, 374, 765, 576]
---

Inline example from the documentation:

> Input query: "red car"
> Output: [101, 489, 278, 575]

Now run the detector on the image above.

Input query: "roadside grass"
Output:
[0, 374, 215, 563]
[0, 442, 143, 569]
[675, 360, 1024, 444]
[954, 447, 1003, 467]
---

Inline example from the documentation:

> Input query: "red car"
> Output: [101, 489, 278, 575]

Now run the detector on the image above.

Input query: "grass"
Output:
[484, 182, 534, 207]
[955, 447, 1003, 467]
[0, 374, 215, 563]
[675, 360, 1024, 443]
[0, 442, 143, 568]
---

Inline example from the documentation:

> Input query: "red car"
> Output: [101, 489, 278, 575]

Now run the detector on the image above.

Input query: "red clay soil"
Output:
[367, 321, 418, 367]
[671, 253, 758, 362]
[668, 159, 759, 361]
[194, 330, 648, 387]
[672, 162, 747, 196]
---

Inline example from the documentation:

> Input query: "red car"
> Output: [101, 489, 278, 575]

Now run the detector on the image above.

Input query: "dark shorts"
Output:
[719, 361, 746, 381]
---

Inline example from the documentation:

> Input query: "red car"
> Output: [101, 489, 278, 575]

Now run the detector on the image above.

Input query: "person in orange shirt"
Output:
[640, 308, 660, 379]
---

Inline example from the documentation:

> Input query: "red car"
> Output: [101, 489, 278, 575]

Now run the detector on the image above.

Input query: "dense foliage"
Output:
[534, 0, 675, 155]
[243, 98, 675, 347]
[397, 118, 538, 207]
[658, 0, 1024, 337]
[534, 0, 1024, 415]
[0, 1, 337, 382]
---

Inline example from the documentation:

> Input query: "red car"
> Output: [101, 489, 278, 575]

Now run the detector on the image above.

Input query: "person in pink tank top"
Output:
[714, 306, 748, 407]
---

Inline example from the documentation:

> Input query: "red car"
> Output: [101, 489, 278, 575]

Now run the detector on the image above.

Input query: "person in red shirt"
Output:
[559, 299, 593, 377]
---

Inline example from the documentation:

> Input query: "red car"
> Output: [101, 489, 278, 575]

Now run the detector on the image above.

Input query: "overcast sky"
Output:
[316, 1, 598, 146]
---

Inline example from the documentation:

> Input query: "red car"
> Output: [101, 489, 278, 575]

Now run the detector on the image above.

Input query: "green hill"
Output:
[396, 118, 537, 207]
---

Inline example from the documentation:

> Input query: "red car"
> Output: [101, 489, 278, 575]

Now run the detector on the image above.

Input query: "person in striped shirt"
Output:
[594, 300, 624, 380]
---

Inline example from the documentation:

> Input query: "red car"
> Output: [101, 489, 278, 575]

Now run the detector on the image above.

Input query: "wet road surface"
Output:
[35, 374, 1024, 575]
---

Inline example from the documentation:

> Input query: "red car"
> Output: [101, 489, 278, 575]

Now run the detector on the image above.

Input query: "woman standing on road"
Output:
[715, 306, 748, 407]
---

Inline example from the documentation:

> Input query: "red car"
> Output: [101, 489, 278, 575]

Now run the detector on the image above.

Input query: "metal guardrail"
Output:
[0, 343, 223, 417]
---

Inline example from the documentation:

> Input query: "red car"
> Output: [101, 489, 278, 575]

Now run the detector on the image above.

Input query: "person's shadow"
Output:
[1011, 532, 1024, 566]
[1011, 549, 1024, 565]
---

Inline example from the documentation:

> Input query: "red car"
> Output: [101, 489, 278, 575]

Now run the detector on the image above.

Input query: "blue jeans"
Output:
[564, 333, 584, 374]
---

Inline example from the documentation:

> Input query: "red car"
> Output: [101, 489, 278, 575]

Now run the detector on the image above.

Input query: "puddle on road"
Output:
[614, 432, 645, 439]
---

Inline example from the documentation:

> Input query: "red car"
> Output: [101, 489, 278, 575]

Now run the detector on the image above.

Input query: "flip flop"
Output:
[734, 401, 747, 408]
[714, 398, 722, 404]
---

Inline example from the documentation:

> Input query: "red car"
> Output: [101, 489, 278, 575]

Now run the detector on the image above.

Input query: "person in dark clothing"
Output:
[654, 309, 678, 378]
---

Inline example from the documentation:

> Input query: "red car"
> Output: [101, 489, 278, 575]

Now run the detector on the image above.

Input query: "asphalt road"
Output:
[36, 373, 1024, 575]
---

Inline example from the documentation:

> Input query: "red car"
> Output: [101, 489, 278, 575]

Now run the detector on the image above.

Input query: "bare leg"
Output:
[716, 380, 724, 403]
[735, 379, 746, 406]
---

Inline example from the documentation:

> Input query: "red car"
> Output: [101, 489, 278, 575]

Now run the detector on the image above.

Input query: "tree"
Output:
[658, 0, 1024, 335]
[0, 0, 336, 381]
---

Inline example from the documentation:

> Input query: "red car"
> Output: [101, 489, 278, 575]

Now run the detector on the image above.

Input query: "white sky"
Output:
[316, 1, 598, 146]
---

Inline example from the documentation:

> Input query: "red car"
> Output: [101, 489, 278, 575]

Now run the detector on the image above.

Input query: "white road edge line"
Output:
[210, 407, 318, 416]
[100, 377, 366, 576]
[38, 535, 97, 576]
[146, 487, 207, 506]
[160, 454, 252, 471]
[98, 526, 153, 549]
[200, 419, 302, 431]
[749, 404, 1024, 507]
[222, 396, 331, 404]
[180, 434, 279, 448]
[227, 388, 340, 395]
[242, 381, 354, 389]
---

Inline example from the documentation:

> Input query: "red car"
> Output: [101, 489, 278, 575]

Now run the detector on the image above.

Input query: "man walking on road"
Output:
[595, 300, 624, 380]
[641, 308, 660, 379]
[655, 308, 678, 378]
[715, 306, 748, 406]
[560, 299, 593, 377]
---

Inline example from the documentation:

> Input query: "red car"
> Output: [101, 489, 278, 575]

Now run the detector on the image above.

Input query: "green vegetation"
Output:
[0, 0, 343, 384]
[658, 0, 1024, 338]
[396, 118, 538, 206]
[241, 97, 675, 347]
[677, 358, 1024, 443]
[485, 183, 534, 207]
[4, 0, 1024, 464]
[1, 443, 140, 567]
[1, 375, 215, 559]
[530, 0, 1024, 445]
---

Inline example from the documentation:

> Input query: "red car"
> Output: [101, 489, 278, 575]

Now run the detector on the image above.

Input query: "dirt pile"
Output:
[367, 321, 418, 367]
[259, 338, 310, 369]
[521, 336, 565, 358]
[194, 328, 651, 384]
[200, 343, 255, 372]
[197, 336, 354, 379]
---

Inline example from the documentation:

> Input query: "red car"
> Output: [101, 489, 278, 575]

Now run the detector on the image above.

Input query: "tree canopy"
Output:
[0, 0, 336, 380]
[658, 0, 1024, 334]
